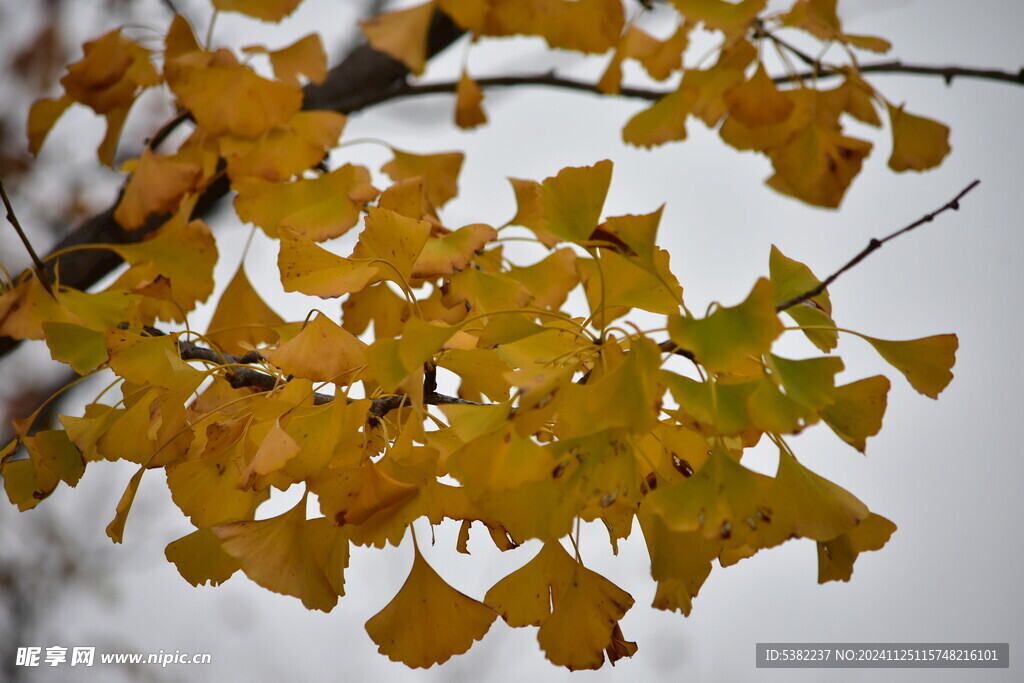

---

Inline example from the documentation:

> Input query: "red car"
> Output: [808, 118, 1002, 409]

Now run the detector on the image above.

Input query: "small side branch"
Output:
[0, 178, 54, 297]
[777, 180, 981, 312]
[173, 335, 484, 418]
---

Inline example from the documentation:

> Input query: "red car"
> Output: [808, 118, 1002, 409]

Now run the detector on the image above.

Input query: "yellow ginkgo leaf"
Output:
[215, 500, 349, 611]
[114, 149, 202, 229]
[767, 450, 869, 544]
[277, 228, 380, 298]
[165, 528, 241, 587]
[769, 245, 837, 352]
[821, 376, 890, 452]
[105, 328, 205, 395]
[354, 208, 433, 286]
[455, 71, 487, 129]
[668, 278, 781, 375]
[243, 34, 326, 87]
[671, 0, 766, 38]
[234, 163, 375, 240]
[110, 212, 218, 311]
[817, 513, 896, 583]
[862, 333, 957, 399]
[166, 418, 268, 526]
[219, 110, 347, 182]
[106, 467, 145, 543]
[537, 563, 635, 670]
[212, 0, 303, 22]
[60, 29, 159, 114]
[412, 224, 497, 279]
[312, 462, 418, 526]
[537, 160, 613, 244]
[382, 149, 465, 209]
[643, 446, 773, 544]
[723, 64, 795, 127]
[484, 540, 579, 627]
[623, 85, 696, 148]
[266, 313, 368, 384]
[638, 509, 718, 616]
[482, 0, 624, 54]
[360, 2, 436, 75]
[766, 124, 873, 208]
[886, 103, 951, 172]
[42, 322, 108, 374]
[366, 544, 496, 668]
[206, 265, 284, 356]
[505, 248, 578, 310]
[27, 95, 72, 156]
[167, 50, 302, 138]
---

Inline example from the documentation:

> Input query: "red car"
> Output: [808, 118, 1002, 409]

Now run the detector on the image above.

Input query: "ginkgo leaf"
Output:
[438, 350, 513, 402]
[278, 228, 380, 298]
[165, 528, 241, 587]
[114, 149, 202, 229]
[1, 430, 85, 511]
[768, 449, 869, 543]
[643, 446, 773, 544]
[639, 509, 718, 616]
[312, 462, 418, 527]
[42, 321, 108, 374]
[220, 110, 347, 182]
[60, 29, 159, 114]
[767, 354, 843, 412]
[27, 95, 72, 156]
[671, 0, 766, 37]
[484, 540, 579, 627]
[817, 513, 896, 583]
[341, 284, 408, 338]
[723, 64, 795, 127]
[769, 245, 837, 352]
[105, 329, 205, 395]
[234, 164, 375, 240]
[212, 0, 303, 22]
[167, 50, 302, 138]
[216, 503, 350, 611]
[767, 125, 873, 208]
[537, 563, 635, 670]
[360, 2, 436, 75]
[206, 265, 285, 355]
[353, 208, 432, 286]
[382, 149, 464, 209]
[166, 417, 268, 526]
[109, 212, 218, 311]
[266, 313, 367, 384]
[886, 103, 951, 172]
[413, 224, 497, 279]
[862, 334, 957, 398]
[539, 160, 613, 244]
[482, 0, 624, 53]
[821, 376, 889, 452]
[668, 278, 781, 375]
[243, 34, 326, 87]
[505, 248, 578, 310]
[106, 467, 144, 543]
[366, 543, 496, 668]
[455, 71, 487, 129]
[578, 248, 681, 324]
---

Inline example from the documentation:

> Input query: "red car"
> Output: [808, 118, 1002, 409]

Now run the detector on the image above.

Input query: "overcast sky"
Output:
[4, 1, 1023, 681]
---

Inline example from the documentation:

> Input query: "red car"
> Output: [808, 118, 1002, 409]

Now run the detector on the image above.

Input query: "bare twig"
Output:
[0, 177, 53, 297]
[776, 180, 981, 312]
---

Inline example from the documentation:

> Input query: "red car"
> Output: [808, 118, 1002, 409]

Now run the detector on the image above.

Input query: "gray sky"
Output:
[4, 0, 1023, 681]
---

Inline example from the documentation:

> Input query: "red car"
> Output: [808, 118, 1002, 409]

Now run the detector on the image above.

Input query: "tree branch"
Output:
[776, 179, 981, 312]
[174, 335, 484, 419]
[0, 177, 53, 297]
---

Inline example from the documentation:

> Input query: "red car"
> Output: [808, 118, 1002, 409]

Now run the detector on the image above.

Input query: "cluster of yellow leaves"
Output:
[360, 0, 950, 206]
[3, 0, 962, 672]
[3, 153, 956, 671]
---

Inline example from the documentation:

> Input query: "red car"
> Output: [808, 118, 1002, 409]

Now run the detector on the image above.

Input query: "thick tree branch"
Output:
[777, 180, 981, 312]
